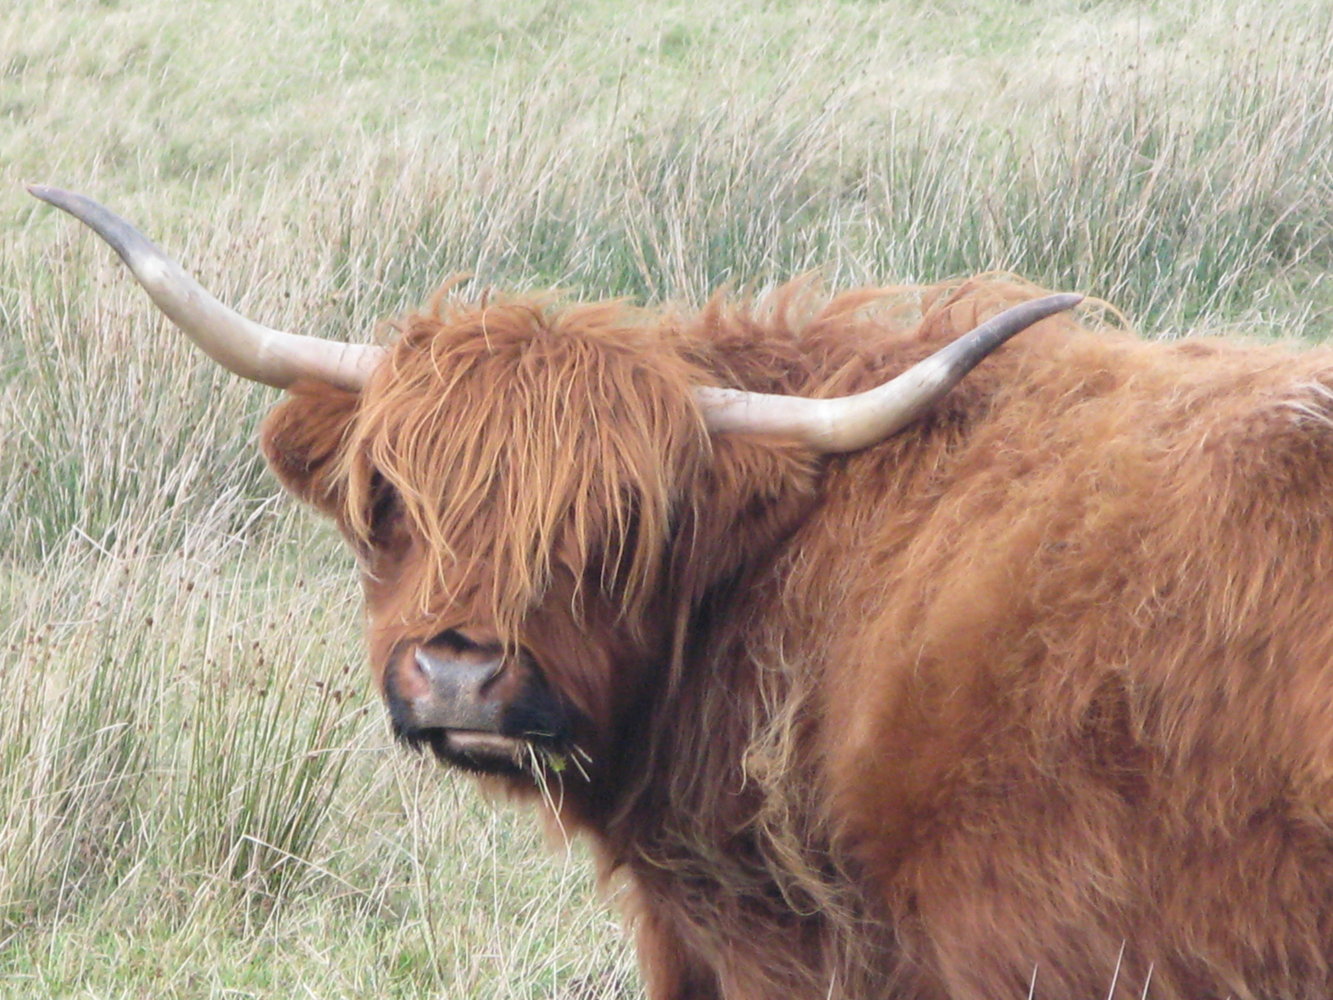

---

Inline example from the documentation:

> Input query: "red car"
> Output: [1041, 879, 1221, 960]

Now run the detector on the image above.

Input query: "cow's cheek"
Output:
[353, 533, 428, 687]
[359, 571, 415, 691]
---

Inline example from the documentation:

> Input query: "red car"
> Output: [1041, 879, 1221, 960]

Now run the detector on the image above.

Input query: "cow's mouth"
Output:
[413, 727, 568, 777]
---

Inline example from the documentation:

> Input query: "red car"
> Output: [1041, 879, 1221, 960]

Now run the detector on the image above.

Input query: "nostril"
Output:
[413, 647, 437, 679]
[478, 657, 505, 690]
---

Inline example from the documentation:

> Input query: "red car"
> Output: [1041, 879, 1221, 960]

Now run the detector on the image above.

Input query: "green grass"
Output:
[3, 0, 1333, 995]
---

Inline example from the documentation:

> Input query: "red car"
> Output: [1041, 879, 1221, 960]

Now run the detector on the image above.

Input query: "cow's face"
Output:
[259, 301, 741, 783]
[349, 471, 666, 780]
[355, 488, 589, 778]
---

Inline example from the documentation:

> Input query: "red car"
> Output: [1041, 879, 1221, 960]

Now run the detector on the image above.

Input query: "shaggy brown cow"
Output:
[33, 185, 1333, 1000]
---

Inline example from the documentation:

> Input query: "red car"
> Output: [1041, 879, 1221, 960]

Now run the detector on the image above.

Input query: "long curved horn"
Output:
[28, 185, 384, 391]
[695, 292, 1082, 453]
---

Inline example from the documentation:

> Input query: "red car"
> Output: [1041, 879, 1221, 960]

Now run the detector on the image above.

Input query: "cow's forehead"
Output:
[337, 297, 714, 640]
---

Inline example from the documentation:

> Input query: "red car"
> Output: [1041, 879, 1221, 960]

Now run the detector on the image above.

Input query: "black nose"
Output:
[388, 640, 509, 735]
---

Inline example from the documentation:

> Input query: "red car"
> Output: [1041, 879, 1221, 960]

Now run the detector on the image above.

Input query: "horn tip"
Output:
[26, 184, 78, 212]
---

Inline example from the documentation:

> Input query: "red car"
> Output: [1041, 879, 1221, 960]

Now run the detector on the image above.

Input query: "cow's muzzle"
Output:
[383, 633, 574, 775]
[407, 645, 506, 732]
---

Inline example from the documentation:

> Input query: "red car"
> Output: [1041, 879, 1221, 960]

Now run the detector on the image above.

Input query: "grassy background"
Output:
[2, 1, 1332, 996]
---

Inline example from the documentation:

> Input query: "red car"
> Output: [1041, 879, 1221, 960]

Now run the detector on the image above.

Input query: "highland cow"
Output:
[32, 185, 1333, 999]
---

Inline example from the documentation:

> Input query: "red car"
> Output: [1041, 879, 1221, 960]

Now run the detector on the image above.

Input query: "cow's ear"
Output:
[673, 436, 820, 603]
[259, 380, 360, 519]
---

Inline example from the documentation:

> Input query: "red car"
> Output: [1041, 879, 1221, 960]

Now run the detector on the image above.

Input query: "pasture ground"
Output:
[2, 0, 1331, 996]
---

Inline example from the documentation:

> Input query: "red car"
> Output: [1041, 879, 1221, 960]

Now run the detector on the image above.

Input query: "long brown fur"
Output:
[261, 275, 1333, 999]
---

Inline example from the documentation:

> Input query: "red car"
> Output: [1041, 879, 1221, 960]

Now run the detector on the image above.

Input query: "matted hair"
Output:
[340, 288, 713, 644]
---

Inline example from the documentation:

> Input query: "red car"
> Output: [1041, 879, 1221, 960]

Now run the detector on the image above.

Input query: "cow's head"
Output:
[30, 186, 1078, 790]
[259, 299, 732, 780]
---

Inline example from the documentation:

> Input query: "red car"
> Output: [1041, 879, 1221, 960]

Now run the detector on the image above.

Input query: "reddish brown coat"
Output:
[262, 276, 1333, 999]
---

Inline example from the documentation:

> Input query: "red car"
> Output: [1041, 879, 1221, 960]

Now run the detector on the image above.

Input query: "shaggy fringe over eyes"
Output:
[340, 289, 712, 644]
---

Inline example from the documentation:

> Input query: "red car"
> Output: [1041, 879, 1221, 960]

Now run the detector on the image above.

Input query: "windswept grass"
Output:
[3, 0, 1333, 996]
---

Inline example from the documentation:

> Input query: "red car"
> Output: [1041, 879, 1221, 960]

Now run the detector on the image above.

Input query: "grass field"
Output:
[3, 1, 1333, 996]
